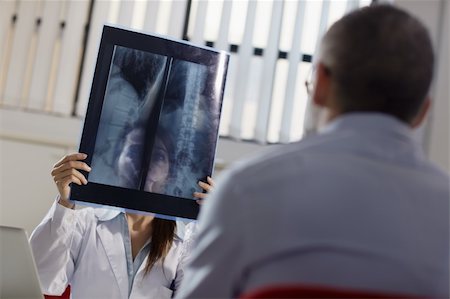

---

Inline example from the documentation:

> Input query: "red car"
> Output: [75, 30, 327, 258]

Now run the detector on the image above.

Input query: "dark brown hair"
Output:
[143, 129, 176, 274]
[320, 4, 434, 123]
[144, 218, 176, 274]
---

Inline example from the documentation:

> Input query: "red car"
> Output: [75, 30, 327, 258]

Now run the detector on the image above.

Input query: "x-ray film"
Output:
[70, 25, 229, 220]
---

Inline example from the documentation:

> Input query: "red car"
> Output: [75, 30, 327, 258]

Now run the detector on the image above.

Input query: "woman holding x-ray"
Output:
[30, 153, 214, 298]
[29, 47, 215, 298]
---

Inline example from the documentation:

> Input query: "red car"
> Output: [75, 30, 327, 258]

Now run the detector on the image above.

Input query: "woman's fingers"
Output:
[193, 191, 208, 199]
[198, 180, 213, 192]
[53, 168, 88, 185]
[52, 153, 88, 204]
[53, 153, 88, 168]
[194, 177, 215, 200]
[56, 174, 83, 188]
[51, 160, 91, 177]
[206, 176, 215, 187]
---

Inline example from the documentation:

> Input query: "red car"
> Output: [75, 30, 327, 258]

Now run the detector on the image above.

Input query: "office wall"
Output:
[0, 110, 77, 233]
[1, 1, 448, 233]
[427, 1, 449, 170]
[394, 0, 449, 171]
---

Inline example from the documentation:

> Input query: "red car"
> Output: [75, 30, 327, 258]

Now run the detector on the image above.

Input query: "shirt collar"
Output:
[314, 112, 427, 165]
[321, 112, 413, 139]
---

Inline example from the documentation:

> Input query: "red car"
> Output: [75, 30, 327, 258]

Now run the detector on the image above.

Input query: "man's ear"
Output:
[411, 97, 431, 128]
[312, 62, 332, 108]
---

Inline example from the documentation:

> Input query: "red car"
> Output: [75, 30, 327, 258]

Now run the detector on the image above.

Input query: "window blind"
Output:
[0, 0, 372, 143]
[0, 0, 88, 115]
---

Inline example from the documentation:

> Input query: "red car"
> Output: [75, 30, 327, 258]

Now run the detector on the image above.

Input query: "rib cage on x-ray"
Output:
[89, 47, 167, 187]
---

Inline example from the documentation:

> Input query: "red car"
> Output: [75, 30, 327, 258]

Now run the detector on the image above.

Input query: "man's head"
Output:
[313, 4, 434, 126]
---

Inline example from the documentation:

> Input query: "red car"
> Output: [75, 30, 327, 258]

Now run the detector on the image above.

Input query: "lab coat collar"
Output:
[94, 207, 122, 222]
[96, 217, 129, 299]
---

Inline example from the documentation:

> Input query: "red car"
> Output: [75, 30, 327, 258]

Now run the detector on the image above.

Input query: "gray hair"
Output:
[319, 4, 434, 123]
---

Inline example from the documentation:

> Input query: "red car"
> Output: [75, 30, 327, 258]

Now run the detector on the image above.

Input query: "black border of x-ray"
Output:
[70, 25, 229, 220]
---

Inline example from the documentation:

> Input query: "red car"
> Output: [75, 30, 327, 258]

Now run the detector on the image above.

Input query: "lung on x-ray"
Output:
[70, 25, 229, 220]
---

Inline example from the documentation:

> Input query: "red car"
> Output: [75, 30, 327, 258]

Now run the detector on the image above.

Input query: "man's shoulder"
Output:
[243, 133, 336, 164]
[225, 134, 336, 185]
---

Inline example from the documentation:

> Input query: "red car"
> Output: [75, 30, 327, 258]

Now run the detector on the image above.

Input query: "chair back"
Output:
[240, 284, 427, 298]
[44, 286, 71, 299]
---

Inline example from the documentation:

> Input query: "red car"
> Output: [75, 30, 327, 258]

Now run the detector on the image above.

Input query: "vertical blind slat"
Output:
[52, 0, 89, 116]
[208, 0, 231, 136]
[27, 1, 62, 111]
[0, 1, 16, 69]
[118, 0, 135, 27]
[44, 0, 68, 112]
[214, 0, 232, 136]
[315, 0, 331, 52]
[2, 0, 41, 107]
[143, 1, 160, 33]
[20, 1, 46, 108]
[303, 0, 332, 135]
[168, 0, 188, 38]
[154, 1, 172, 35]
[215, 0, 233, 51]
[191, 0, 208, 44]
[76, 1, 112, 117]
[229, 0, 257, 139]
[0, 0, 18, 104]
[346, 0, 360, 12]
[279, 1, 307, 143]
[254, 0, 285, 143]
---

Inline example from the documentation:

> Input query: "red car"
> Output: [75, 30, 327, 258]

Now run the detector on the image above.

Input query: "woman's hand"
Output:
[193, 176, 215, 205]
[51, 153, 91, 209]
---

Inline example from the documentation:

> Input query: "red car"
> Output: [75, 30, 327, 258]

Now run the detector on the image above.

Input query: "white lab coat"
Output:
[30, 201, 194, 299]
